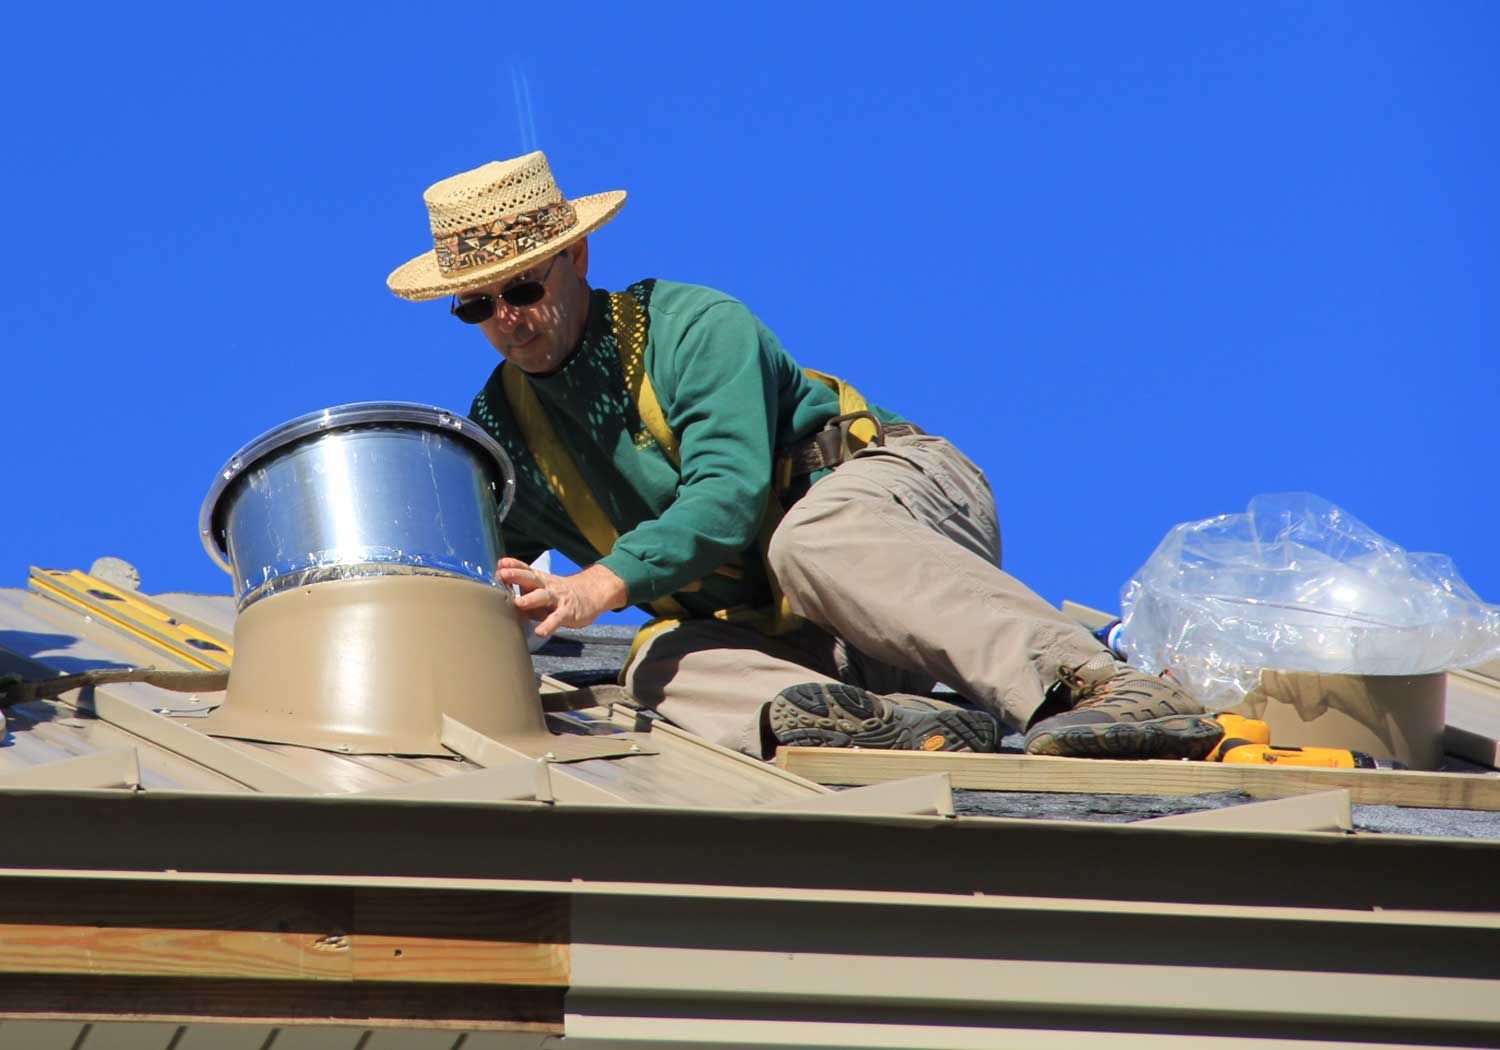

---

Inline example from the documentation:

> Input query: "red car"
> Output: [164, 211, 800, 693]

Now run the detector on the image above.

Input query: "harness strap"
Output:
[614, 291, 679, 464]
[500, 363, 619, 559]
[781, 420, 925, 479]
[501, 289, 881, 664]
[500, 346, 689, 621]
[803, 368, 880, 445]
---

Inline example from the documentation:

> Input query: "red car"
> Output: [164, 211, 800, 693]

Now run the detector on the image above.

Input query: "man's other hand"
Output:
[497, 558, 628, 639]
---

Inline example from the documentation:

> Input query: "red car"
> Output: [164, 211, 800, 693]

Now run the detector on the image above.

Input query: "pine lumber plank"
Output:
[774, 747, 1500, 811]
[351, 889, 569, 986]
[0, 881, 568, 987]
[0, 922, 350, 982]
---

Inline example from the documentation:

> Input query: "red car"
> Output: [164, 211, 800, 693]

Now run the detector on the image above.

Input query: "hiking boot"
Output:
[1023, 652, 1222, 760]
[769, 682, 999, 753]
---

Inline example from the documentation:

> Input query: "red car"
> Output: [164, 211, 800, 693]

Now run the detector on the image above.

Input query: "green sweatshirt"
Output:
[469, 279, 901, 617]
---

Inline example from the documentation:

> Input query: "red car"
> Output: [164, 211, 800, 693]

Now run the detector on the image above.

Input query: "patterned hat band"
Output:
[388, 152, 625, 302]
[433, 199, 579, 277]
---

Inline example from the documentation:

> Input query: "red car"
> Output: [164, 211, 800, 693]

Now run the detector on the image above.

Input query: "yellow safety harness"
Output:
[500, 290, 877, 663]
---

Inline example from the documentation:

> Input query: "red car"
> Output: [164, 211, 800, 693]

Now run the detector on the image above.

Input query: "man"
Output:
[387, 152, 1217, 760]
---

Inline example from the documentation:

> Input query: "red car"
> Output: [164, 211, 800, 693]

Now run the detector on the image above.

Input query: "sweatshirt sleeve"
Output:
[596, 300, 776, 603]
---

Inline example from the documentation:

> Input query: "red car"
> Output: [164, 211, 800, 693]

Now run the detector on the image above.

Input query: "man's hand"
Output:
[497, 558, 628, 639]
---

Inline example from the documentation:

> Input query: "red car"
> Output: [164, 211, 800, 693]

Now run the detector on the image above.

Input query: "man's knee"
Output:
[766, 497, 833, 589]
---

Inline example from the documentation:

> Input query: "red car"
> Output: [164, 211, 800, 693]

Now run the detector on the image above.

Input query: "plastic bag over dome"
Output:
[1118, 493, 1500, 709]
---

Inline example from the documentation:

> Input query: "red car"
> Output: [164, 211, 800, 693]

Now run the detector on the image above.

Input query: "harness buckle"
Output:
[827, 410, 886, 450]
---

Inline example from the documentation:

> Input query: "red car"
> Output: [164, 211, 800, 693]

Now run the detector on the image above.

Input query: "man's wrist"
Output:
[580, 564, 629, 613]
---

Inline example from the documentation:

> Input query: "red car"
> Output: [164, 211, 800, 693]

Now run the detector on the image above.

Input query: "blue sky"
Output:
[1, 2, 1495, 622]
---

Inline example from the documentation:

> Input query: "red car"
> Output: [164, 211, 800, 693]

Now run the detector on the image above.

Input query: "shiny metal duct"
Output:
[200, 402, 515, 609]
[198, 402, 547, 756]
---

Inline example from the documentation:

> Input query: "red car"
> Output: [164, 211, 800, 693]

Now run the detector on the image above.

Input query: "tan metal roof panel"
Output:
[0, 589, 195, 674]
[0, 585, 828, 809]
[0, 697, 247, 793]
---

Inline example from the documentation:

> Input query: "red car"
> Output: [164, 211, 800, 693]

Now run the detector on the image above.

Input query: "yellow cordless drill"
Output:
[1205, 713, 1405, 769]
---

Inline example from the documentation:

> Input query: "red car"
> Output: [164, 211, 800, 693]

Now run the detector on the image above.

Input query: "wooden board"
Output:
[774, 747, 1500, 811]
[0, 880, 568, 987]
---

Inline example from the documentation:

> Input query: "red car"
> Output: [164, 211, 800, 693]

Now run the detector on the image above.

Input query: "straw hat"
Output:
[387, 151, 626, 302]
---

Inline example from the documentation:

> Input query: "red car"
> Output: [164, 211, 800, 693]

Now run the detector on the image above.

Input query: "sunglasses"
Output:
[450, 253, 566, 324]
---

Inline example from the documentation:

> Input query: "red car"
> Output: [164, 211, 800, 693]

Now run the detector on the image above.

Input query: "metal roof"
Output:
[3, 573, 1499, 829]
[0, 579, 827, 807]
[3, 568, 1500, 1045]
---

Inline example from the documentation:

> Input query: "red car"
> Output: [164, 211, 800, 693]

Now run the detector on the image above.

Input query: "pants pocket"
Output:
[869, 437, 1001, 564]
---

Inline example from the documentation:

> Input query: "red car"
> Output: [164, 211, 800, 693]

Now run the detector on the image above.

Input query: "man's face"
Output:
[460, 240, 590, 374]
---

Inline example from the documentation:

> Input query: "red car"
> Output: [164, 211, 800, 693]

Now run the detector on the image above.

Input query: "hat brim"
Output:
[386, 190, 627, 302]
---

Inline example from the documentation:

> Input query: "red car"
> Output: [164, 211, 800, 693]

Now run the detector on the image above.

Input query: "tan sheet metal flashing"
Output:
[1230, 668, 1448, 771]
[203, 574, 653, 764]
[563, 894, 1500, 1043]
[207, 574, 547, 757]
[1, 867, 1494, 931]
[442, 714, 655, 765]
[444, 711, 847, 808]
[1447, 665, 1500, 768]
[74, 687, 319, 794]
[355, 759, 554, 803]
[756, 773, 954, 817]
[1139, 788, 1354, 833]
[558, 1016, 1486, 1048]
[567, 946, 1500, 1025]
[610, 707, 828, 794]
[3, 680, 297, 795]
[4, 788, 1497, 913]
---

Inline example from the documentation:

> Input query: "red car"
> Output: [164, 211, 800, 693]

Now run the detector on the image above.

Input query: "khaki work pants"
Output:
[623, 433, 1107, 756]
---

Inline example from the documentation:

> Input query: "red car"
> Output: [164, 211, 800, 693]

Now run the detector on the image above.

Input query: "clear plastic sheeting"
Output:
[1119, 493, 1500, 709]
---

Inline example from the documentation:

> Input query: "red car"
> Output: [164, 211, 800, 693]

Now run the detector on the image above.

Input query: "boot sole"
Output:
[1025, 714, 1224, 761]
[769, 682, 997, 753]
